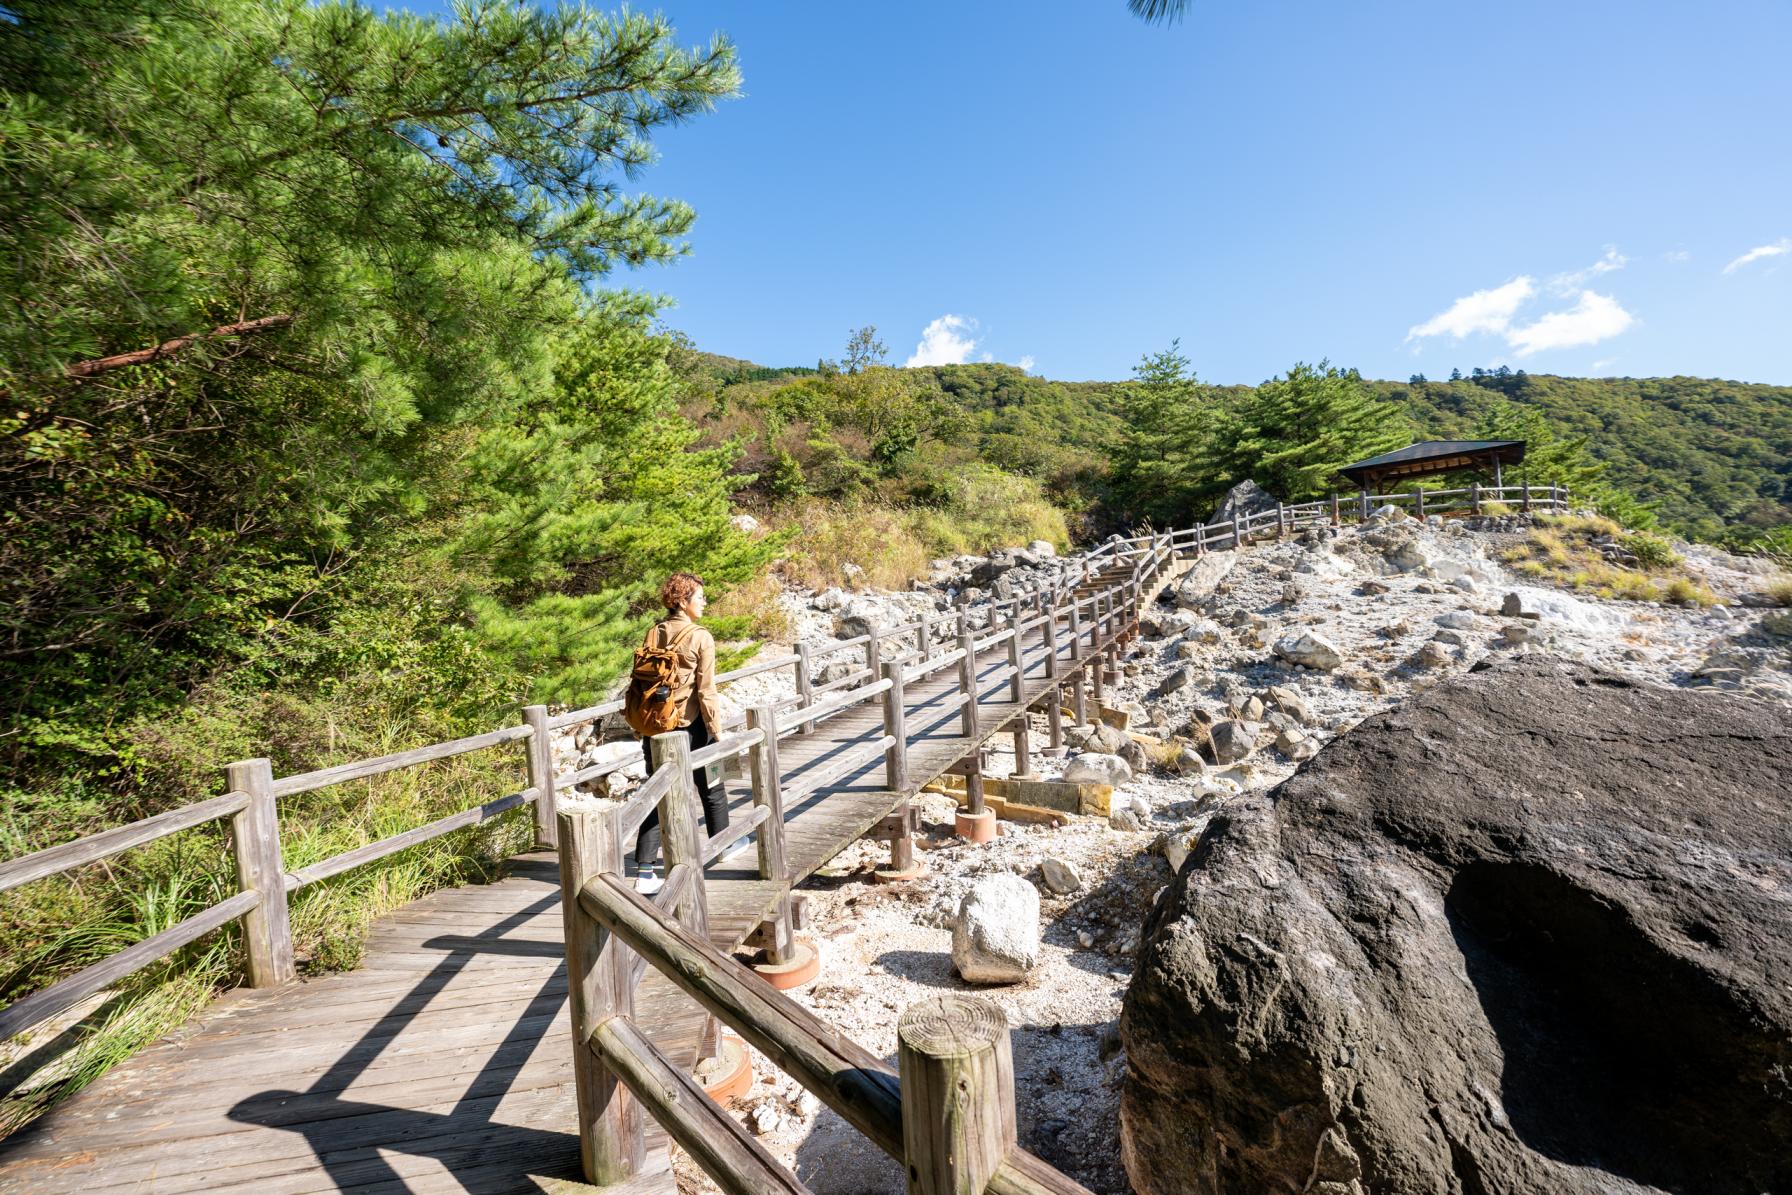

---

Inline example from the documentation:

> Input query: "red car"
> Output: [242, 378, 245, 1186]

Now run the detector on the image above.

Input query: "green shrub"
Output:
[1622, 531, 1683, 570]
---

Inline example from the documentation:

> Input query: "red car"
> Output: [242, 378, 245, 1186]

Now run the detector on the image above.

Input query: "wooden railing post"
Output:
[899, 995, 1016, 1195]
[556, 800, 643, 1184]
[1231, 513, 1243, 548]
[744, 705, 789, 886]
[523, 704, 557, 849]
[796, 642, 816, 734]
[745, 705, 795, 965]
[1067, 599, 1082, 663]
[1470, 482, 1481, 514]
[864, 631, 882, 691]
[881, 661, 908, 793]
[1330, 493, 1341, 526]
[1044, 601, 1061, 678]
[1521, 483, 1532, 512]
[957, 631, 980, 739]
[648, 730, 719, 1056]
[226, 758, 295, 988]
[1415, 488, 1427, 520]
[1005, 623, 1024, 702]
[1276, 501, 1286, 538]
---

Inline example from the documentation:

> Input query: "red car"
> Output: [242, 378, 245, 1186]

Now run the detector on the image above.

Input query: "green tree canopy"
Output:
[0, 0, 756, 781]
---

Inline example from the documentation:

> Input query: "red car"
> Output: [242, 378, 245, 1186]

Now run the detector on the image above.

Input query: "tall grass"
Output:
[1502, 517, 1715, 606]
[767, 468, 1070, 593]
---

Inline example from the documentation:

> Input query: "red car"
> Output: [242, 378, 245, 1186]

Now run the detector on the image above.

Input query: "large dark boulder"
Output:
[1121, 658, 1792, 1195]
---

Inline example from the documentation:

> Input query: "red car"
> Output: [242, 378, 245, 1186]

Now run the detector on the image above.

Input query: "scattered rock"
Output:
[1385, 539, 1431, 572]
[1360, 578, 1392, 595]
[1040, 858, 1084, 895]
[951, 874, 1041, 983]
[1109, 795, 1153, 832]
[1415, 640, 1452, 668]
[1272, 630, 1345, 671]
[1207, 720, 1259, 763]
[1069, 723, 1130, 755]
[1151, 666, 1195, 698]
[1063, 752, 1133, 786]
[1262, 685, 1313, 724]
[729, 513, 761, 535]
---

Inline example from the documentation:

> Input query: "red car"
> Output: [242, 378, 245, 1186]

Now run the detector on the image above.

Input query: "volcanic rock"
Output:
[1121, 658, 1792, 1195]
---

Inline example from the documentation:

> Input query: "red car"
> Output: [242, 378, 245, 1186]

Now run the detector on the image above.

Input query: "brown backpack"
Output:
[623, 621, 698, 738]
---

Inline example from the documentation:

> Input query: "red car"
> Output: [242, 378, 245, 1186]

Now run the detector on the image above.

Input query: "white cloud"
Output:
[1664, 248, 1691, 263]
[1722, 238, 1791, 274]
[1591, 357, 1617, 372]
[904, 314, 980, 366]
[1017, 355, 1037, 372]
[1505, 291, 1635, 357]
[1550, 246, 1626, 292]
[1405, 277, 1536, 342]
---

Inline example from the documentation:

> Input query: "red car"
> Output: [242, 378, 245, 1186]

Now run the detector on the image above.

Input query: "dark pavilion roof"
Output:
[1337, 440, 1526, 488]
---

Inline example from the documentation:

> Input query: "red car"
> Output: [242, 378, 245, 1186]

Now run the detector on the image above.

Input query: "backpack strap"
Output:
[653, 619, 700, 653]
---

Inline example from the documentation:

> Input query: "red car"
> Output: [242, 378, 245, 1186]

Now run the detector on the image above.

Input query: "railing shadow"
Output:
[228, 888, 581, 1192]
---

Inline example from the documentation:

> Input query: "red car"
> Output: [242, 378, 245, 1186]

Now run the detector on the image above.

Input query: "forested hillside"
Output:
[1382, 372, 1792, 542]
[682, 346, 1792, 550]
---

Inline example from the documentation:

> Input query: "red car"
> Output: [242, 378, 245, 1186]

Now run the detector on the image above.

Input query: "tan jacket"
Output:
[650, 613, 721, 734]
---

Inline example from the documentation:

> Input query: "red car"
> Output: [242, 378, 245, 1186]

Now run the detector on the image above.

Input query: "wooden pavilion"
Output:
[1337, 439, 1526, 494]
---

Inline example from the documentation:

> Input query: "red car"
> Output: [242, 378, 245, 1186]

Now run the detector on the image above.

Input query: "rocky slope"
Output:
[634, 509, 1790, 1195]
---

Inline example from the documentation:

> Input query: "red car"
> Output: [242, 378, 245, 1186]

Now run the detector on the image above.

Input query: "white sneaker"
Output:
[635, 873, 664, 896]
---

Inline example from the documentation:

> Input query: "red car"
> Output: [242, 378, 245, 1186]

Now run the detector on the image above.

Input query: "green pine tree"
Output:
[1230, 361, 1411, 500]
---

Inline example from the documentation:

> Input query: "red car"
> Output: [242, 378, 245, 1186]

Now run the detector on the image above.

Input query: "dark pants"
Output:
[635, 717, 729, 872]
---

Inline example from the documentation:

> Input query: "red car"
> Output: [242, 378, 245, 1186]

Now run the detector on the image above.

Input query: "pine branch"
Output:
[63, 315, 294, 379]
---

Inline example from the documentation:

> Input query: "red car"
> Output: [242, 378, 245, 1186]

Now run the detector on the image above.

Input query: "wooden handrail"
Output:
[284, 786, 538, 890]
[3, 481, 1571, 1053]
[591, 1015, 811, 1194]
[0, 791, 249, 894]
[270, 723, 533, 797]
[775, 676, 892, 734]
[0, 889, 262, 1042]
[701, 804, 771, 867]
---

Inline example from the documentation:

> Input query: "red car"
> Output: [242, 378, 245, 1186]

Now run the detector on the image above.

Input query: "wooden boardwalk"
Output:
[0, 574, 1148, 1194]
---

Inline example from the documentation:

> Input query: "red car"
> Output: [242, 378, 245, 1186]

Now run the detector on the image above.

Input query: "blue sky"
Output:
[416, 0, 1792, 383]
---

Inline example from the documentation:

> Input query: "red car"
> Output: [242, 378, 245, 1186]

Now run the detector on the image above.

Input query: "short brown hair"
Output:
[660, 572, 704, 611]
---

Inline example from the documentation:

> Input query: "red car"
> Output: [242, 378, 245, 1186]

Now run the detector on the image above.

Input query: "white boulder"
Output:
[951, 874, 1041, 983]
[1063, 752, 1133, 786]
[1273, 631, 1345, 671]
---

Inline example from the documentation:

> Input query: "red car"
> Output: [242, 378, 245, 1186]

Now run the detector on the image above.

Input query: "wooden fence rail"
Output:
[0, 480, 1568, 1050]
[560, 794, 1093, 1195]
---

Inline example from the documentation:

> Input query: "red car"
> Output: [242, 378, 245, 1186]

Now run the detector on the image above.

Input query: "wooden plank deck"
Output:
[0, 586, 1139, 1194]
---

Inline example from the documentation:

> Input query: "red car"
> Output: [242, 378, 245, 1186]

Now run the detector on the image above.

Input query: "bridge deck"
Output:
[0, 595, 1137, 1194]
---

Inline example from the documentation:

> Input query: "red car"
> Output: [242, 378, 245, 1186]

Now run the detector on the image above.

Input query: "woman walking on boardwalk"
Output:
[633, 572, 728, 893]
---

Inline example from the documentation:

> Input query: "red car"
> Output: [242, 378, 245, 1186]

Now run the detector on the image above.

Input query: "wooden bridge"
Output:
[0, 484, 1567, 1194]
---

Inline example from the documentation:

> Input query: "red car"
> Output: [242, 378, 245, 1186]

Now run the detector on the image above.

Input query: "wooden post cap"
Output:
[899, 994, 1008, 1058]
